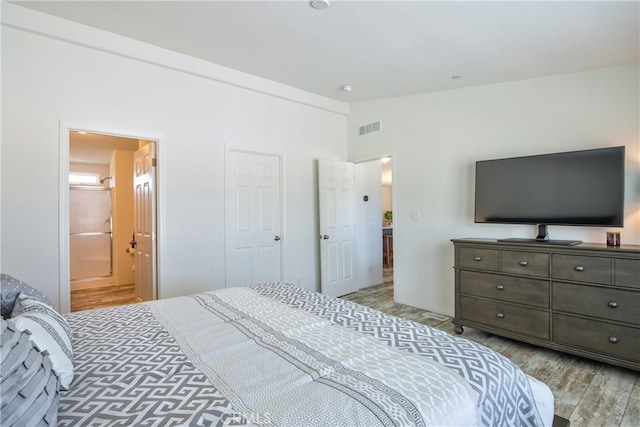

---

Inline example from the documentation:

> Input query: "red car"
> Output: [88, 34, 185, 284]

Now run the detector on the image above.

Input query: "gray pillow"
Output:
[0, 318, 60, 426]
[1, 274, 53, 319]
[12, 293, 74, 390]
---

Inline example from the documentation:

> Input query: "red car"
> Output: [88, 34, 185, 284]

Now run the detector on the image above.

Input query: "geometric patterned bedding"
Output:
[58, 304, 236, 426]
[60, 282, 550, 426]
[250, 283, 548, 426]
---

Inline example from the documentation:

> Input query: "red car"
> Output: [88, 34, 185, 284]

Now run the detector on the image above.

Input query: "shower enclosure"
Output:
[69, 186, 112, 281]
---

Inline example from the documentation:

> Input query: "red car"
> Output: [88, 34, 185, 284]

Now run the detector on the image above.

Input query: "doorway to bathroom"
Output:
[64, 130, 157, 312]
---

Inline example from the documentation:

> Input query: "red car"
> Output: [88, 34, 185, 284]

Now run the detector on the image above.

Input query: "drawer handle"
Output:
[574, 266, 585, 272]
[496, 312, 505, 319]
[519, 261, 528, 267]
[474, 256, 482, 262]
[608, 301, 619, 308]
[609, 337, 618, 344]
[496, 285, 505, 291]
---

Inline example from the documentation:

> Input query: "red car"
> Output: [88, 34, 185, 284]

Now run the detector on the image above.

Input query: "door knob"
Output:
[274, 235, 281, 241]
[321, 234, 330, 240]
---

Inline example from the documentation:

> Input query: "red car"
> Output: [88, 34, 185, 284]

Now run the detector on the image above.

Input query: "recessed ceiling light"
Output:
[310, 0, 330, 10]
[341, 84, 354, 92]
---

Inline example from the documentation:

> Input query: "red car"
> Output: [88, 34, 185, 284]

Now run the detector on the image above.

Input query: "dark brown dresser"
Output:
[452, 238, 640, 370]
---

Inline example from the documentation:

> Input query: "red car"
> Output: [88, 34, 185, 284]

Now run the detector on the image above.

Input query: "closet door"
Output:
[225, 149, 282, 286]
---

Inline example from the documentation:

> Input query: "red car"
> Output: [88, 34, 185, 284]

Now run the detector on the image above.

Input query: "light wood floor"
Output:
[70, 283, 138, 312]
[341, 269, 640, 427]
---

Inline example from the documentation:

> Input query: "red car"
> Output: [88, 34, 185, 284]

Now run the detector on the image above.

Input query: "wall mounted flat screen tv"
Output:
[474, 146, 625, 245]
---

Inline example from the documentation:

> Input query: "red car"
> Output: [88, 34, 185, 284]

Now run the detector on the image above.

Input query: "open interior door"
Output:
[318, 158, 359, 297]
[133, 143, 156, 301]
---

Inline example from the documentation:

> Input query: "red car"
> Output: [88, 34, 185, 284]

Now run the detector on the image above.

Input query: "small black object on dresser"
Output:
[452, 238, 640, 371]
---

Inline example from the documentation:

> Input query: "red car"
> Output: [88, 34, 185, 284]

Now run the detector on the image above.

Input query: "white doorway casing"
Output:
[58, 122, 162, 313]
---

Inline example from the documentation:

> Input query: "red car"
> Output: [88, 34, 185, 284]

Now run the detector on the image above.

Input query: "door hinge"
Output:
[152, 158, 157, 167]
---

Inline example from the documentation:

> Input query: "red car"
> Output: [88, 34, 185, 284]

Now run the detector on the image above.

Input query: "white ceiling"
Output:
[14, 1, 640, 103]
[69, 132, 139, 165]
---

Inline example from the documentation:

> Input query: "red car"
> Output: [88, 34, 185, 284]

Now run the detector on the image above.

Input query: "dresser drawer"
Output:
[553, 283, 640, 325]
[460, 271, 549, 308]
[458, 247, 499, 271]
[615, 259, 640, 289]
[552, 254, 611, 284]
[460, 296, 549, 339]
[553, 314, 640, 363]
[502, 251, 549, 277]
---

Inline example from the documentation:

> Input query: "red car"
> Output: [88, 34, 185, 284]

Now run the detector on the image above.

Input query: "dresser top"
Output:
[451, 238, 640, 255]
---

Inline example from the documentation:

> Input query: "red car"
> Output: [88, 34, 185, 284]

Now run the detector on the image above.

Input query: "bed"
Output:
[1, 276, 554, 426]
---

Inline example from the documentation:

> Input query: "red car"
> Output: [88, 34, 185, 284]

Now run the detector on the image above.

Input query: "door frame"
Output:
[351, 151, 396, 291]
[58, 122, 163, 313]
[224, 143, 286, 286]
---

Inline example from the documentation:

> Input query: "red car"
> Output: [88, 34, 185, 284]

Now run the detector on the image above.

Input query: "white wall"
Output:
[355, 160, 384, 288]
[110, 150, 135, 287]
[381, 186, 392, 218]
[348, 65, 640, 316]
[1, 4, 348, 309]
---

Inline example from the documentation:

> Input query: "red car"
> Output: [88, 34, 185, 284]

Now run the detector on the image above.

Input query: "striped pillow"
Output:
[11, 293, 74, 389]
[1, 318, 60, 426]
[1, 273, 53, 319]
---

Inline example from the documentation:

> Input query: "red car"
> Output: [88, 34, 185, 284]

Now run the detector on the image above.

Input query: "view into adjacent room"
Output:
[381, 156, 393, 288]
[68, 131, 154, 311]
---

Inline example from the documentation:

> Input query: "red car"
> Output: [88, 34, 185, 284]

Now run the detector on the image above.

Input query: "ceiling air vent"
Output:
[358, 120, 381, 137]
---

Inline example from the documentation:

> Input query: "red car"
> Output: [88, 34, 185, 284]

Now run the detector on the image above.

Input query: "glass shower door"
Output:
[69, 187, 112, 280]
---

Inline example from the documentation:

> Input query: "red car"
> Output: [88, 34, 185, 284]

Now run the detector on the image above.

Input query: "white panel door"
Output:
[225, 150, 281, 286]
[134, 143, 156, 301]
[318, 158, 359, 297]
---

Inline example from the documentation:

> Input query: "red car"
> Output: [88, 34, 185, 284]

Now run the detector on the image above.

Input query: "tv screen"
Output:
[475, 146, 625, 229]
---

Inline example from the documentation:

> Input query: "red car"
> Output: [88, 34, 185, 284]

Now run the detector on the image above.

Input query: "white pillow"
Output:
[11, 293, 74, 389]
